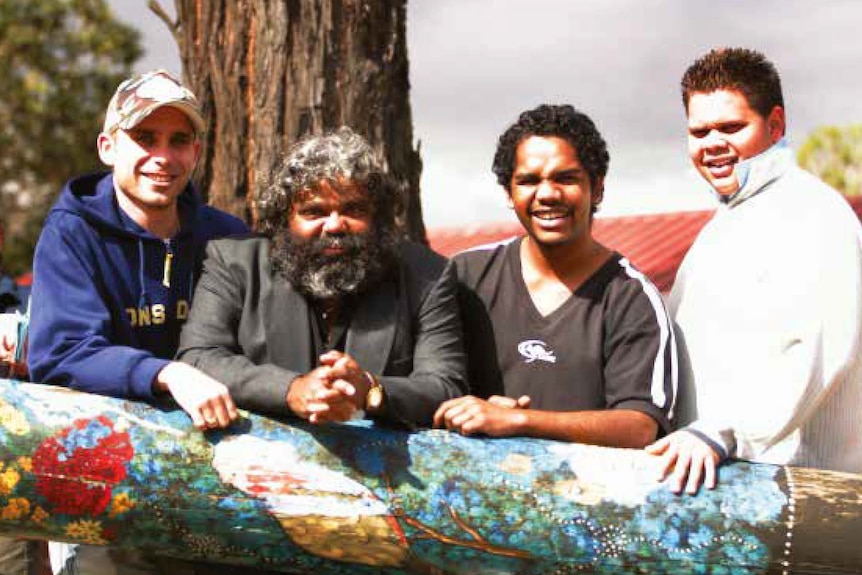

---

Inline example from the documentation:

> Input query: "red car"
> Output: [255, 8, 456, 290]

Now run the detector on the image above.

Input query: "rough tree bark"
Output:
[151, 0, 425, 241]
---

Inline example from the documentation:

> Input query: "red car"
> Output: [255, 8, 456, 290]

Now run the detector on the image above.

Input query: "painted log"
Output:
[0, 378, 859, 574]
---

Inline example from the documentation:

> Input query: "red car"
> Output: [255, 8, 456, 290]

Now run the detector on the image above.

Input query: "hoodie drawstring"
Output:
[137, 238, 189, 309]
[137, 240, 148, 308]
[162, 239, 173, 288]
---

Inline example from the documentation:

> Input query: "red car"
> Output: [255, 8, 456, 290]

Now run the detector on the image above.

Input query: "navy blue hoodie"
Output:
[29, 172, 248, 399]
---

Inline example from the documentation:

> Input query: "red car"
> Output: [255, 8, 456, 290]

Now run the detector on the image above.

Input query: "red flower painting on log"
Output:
[32, 416, 133, 516]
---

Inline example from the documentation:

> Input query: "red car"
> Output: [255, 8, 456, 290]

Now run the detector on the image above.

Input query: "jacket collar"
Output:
[264, 277, 314, 373]
[721, 138, 793, 209]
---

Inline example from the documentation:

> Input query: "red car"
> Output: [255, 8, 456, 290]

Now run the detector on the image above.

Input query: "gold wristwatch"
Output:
[365, 372, 384, 413]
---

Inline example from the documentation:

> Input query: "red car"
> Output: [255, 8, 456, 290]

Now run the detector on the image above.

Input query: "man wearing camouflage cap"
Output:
[28, 70, 248, 573]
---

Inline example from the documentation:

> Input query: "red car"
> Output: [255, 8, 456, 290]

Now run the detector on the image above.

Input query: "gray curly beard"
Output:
[271, 229, 398, 301]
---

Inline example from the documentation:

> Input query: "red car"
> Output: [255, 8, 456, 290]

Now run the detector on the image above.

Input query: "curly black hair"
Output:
[681, 47, 784, 119]
[492, 104, 609, 193]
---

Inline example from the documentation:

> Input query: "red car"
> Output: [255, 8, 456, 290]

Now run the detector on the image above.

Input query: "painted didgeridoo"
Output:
[0, 379, 858, 574]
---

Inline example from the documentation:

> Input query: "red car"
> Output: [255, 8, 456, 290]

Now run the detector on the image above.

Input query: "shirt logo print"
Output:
[517, 340, 557, 364]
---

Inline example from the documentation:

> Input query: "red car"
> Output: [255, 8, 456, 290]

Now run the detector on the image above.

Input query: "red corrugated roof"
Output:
[591, 210, 714, 292]
[428, 210, 713, 292]
[429, 194, 862, 293]
[12, 197, 862, 295]
[427, 221, 525, 257]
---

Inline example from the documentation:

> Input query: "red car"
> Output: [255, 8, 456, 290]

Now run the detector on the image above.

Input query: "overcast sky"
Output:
[110, 0, 862, 228]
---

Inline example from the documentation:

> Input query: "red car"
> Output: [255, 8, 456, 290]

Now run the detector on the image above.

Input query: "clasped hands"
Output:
[287, 350, 373, 424]
[433, 394, 531, 437]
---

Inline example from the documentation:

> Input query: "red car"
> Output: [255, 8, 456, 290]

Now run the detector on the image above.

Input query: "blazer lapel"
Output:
[346, 279, 397, 375]
[264, 278, 313, 373]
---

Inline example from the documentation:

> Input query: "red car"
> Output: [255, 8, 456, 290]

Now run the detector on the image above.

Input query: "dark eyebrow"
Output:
[512, 171, 540, 180]
[554, 168, 582, 176]
[689, 120, 745, 133]
[513, 166, 582, 177]
[128, 127, 154, 136]
[513, 165, 541, 176]
[342, 198, 371, 209]
[128, 127, 194, 138]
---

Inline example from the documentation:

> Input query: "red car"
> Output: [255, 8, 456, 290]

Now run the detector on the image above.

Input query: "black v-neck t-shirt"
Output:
[453, 237, 675, 432]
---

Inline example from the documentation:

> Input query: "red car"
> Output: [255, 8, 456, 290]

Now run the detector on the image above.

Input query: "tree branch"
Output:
[383, 474, 532, 559]
[147, 1, 181, 47]
[398, 512, 534, 560]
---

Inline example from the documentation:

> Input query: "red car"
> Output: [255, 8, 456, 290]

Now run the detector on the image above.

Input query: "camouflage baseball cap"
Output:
[102, 69, 206, 135]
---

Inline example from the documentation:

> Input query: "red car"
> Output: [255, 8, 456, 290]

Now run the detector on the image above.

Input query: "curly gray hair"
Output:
[256, 127, 396, 237]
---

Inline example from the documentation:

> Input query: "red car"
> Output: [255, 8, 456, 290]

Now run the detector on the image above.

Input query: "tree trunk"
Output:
[161, 0, 425, 241]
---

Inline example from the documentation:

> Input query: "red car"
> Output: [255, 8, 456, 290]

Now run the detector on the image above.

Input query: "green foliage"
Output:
[798, 124, 862, 197]
[0, 0, 142, 275]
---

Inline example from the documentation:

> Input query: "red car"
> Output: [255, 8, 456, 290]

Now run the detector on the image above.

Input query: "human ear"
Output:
[96, 132, 117, 167]
[591, 176, 605, 208]
[767, 106, 786, 143]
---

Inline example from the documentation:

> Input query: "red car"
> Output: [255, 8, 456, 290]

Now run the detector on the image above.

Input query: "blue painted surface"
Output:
[0, 379, 815, 574]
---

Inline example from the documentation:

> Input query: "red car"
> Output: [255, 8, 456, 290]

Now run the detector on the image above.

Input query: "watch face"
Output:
[367, 385, 383, 411]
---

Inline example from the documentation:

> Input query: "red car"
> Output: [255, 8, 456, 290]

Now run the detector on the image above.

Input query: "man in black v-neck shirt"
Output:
[435, 105, 677, 448]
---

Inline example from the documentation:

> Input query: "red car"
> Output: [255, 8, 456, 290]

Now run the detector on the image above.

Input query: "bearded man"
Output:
[177, 127, 467, 427]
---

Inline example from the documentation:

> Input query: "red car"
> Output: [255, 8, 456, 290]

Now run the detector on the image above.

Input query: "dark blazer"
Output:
[176, 236, 467, 427]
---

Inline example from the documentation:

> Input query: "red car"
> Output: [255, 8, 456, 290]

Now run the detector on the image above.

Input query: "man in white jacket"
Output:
[647, 47, 862, 494]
